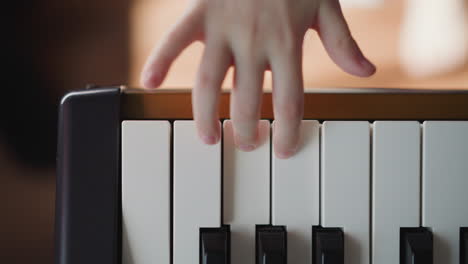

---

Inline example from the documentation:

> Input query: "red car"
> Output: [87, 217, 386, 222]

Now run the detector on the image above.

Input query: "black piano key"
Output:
[312, 226, 344, 264]
[400, 227, 433, 264]
[462, 227, 468, 264]
[200, 226, 230, 264]
[256, 225, 287, 264]
[55, 87, 121, 264]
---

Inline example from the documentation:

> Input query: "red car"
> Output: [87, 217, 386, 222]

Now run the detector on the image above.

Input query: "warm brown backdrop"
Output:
[131, 0, 468, 89]
[1, 0, 129, 263]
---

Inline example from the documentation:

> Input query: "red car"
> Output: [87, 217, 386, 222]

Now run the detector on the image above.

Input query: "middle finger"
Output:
[230, 52, 266, 151]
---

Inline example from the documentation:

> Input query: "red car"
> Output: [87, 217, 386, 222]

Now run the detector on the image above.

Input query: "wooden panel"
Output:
[121, 88, 468, 120]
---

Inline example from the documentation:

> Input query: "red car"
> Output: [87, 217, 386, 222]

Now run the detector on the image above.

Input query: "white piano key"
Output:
[423, 121, 468, 264]
[173, 121, 221, 264]
[372, 121, 421, 264]
[121, 121, 171, 264]
[223, 120, 270, 264]
[272, 120, 320, 264]
[321, 121, 370, 264]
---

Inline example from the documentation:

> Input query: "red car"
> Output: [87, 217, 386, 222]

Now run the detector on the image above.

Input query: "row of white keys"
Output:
[321, 121, 370, 264]
[122, 121, 171, 264]
[272, 120, 320, 264]
[122, 120, 468, 264]
[223, 120, 271, 264]
[423, 121, 468, 264]
[372, 121, 421, 264]
[120, 120, 374, 264]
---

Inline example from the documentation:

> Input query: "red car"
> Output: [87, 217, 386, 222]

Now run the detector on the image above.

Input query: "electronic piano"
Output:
[55, 86, 468, 264]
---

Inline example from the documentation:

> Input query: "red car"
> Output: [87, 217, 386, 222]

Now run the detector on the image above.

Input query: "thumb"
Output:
[315, 0, 376, 77]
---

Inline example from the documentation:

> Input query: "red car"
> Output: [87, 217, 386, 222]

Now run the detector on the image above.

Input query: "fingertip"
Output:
[275, 149, 296, 159]
[201, 134, 219, 145]
[273, 138, 299, 159]
[334, 51, 377, 78]
[272, 121, 300, 159]
[198, 128, 220, 145]
[237, 143, 256, 152]
[140, 68, 163, 89]
[197, 122, 221, 145]
[328, 39, 377, 78]
[352, 44, 376, 77]
[234, 131, 258, 152]
[358, 56, 377, 77]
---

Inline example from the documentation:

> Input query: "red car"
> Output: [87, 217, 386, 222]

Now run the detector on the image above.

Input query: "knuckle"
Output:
[271, 24, 301, 54]
[233, 21, 263, 55]
[237, 35, 259, 56]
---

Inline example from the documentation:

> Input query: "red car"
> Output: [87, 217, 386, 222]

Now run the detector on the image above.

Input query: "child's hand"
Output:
[141, 0, 375, 158]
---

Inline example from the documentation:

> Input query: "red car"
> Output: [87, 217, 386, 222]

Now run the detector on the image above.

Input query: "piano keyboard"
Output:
[55, 86, 468, 264]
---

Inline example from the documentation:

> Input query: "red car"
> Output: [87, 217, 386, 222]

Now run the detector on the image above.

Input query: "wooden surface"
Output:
[122, 88, 468, 120]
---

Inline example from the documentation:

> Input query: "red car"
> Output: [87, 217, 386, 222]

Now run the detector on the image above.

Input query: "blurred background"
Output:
[1, 0, 467, 263]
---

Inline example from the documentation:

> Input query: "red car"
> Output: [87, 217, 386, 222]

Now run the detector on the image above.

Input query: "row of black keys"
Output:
[200, 226, 468, 264]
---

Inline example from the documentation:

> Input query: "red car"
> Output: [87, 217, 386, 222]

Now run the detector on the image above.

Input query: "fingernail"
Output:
[141, 70, 151, 87]
[276, 143, 299, 159]
[238, 144, 256, 152]
[358, 53, 376, 75]
[141, 70, 159, 88]
[362, 59, 376, 74]
[276, 150, 295, 159]
[202, 135, 218, 145]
